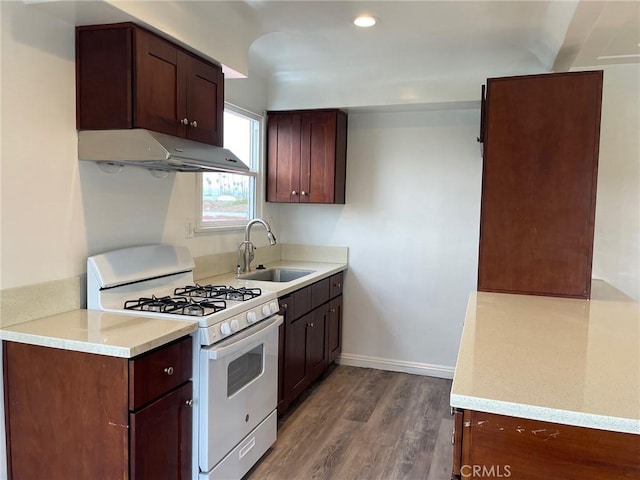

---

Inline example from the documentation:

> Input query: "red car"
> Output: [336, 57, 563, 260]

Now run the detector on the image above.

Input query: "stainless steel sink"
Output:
[240, 268, 315, 282]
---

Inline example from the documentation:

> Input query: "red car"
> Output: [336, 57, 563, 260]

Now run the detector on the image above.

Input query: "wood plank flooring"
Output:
[245, 365, 454, 480]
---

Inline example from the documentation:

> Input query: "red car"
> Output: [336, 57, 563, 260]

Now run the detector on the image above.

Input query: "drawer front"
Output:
[310, 278, 330, 310]
[292, 285, 311, 320]
[129, 336, 192, 410]
[329, 272, 344, 299]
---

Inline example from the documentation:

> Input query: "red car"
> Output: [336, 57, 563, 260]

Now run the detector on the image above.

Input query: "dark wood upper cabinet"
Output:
[76, 23, 223, 146]
[267, 109, 347, 204]
[478, 71, 603, 299]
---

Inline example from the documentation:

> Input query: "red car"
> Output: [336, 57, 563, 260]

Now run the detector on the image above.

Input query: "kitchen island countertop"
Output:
[450, 280, 640, 434]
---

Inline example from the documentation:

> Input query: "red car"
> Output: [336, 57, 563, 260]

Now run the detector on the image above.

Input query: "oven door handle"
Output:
[205, 315, 283, 360]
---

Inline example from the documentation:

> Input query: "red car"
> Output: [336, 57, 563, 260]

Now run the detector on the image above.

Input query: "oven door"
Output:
[198, 314, 283, 474]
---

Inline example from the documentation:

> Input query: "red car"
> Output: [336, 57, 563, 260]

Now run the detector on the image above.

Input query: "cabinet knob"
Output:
[281, 303, 288, 310]
[180, 118, 189, 125]
[186, 399, 193, 407]
[292, 190, 297, 195]
[309, 322, 314, 328]
[164, 366, 174, 376]
[330, 308, 336, 313]
[190, 120, 198, 128]
[334, 283, 341, 288]
[301, 191, 307, 196]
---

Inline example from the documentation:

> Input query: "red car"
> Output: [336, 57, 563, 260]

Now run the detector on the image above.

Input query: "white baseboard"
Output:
[337, 353, 455, 379]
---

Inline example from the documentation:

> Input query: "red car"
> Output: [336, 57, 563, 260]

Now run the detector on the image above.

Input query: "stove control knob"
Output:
[220, 322, 231, 336]
[230, 319, 240, 332]
[247, 311, 257, 324]
[269, 302, 279, 315]
[262, 305, 271, 317]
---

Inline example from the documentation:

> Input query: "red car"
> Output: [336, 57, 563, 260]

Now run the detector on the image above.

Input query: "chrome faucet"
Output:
[237, 218, 277, 274]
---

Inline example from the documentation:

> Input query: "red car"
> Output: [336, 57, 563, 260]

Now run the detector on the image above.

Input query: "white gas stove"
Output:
[87, 244, 282, 480]
[87, 244, 279, 345]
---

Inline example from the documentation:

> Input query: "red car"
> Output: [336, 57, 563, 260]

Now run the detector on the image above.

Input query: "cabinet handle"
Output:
[308, 322, 314, 328]
[301, 191, 307, 196]
[164, 366, 174, 376]
[281, 303, 288, 310]
[180, 118, 188, 125]
[190, 120, 198, 128]
[292, 190, 298, 195]
[186, 399, 193, 407]
[330, 308, 336, 313]
[334, 283, 341, 288]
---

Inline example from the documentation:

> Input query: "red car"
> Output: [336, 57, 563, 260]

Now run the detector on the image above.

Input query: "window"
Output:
[197, 105, 260, 230]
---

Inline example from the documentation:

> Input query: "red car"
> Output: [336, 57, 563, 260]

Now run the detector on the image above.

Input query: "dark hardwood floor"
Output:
[246, 365, 454, 480]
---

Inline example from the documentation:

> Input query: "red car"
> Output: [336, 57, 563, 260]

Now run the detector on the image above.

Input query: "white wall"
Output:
[590, 64, 640, 300]
[0, 1, 272, 291]
[276, 108, 483, 373]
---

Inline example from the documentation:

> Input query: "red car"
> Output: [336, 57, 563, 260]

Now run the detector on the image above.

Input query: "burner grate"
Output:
[174, 284, 262, 302]
[124, 295, 226, 317]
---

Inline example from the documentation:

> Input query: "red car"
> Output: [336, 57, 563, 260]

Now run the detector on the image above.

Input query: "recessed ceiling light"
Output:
[354, 15, 377, 28]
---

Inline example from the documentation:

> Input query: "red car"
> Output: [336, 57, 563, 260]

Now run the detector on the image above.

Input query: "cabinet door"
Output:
[130, 382, 193, 480]
[327, 296, 343, 364]
[285, 312, 311, 403]
[183, 53, 224, 146]
[478, 71, 602, 299]
[307, 306, 328, 382]
[300, 111, 337, 203]
[267, 113, 302, 202]
[135, 29, 182, 137]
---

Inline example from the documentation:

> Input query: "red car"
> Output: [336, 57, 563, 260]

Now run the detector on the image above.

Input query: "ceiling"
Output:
[24, 0, 640, 108]
[214, 0, 640, 107]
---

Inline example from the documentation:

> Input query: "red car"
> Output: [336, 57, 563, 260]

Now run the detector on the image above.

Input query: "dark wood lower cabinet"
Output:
[279, 272, 345, 415]
[287, 312, 312, 402]
[130, 382, 192, 480]
[327, 296, 343, 364]
[3, 337, 193, 480]
[307, 305, 328, 382]
[452, 409, 640, 479]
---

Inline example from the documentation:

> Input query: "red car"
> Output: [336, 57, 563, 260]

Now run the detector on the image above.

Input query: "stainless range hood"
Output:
[78, 129, 250, 173]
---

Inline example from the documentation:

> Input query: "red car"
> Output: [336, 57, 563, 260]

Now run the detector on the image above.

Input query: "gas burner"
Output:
[174, 284, 230, 298]
[174, 285, 262, 302]
[222, 287, 262, 302]
[124, 295, 226, 317]
[165, 298, 227, 317]
[124, 295, 187, 313]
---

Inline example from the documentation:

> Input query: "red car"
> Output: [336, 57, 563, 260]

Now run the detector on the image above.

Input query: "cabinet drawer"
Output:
[291, 285, 311, 320]
[329, 272, 343, 299]
[129, 336, 192, 410]
[311, 278, 330, 310]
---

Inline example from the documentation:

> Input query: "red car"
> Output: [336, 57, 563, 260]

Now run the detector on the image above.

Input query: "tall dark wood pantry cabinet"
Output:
[267, 109, 347, 204]
[477, 71, 603, 299]
[76, 23, 224, 146]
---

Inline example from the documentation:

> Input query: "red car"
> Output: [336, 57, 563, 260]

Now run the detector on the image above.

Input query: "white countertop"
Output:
[0, 310, 198, 358]
[450, 282, 640, 434]
[0, 260, 346, 358]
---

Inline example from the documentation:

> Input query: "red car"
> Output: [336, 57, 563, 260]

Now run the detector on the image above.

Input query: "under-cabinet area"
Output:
[3, 335, 193, 479]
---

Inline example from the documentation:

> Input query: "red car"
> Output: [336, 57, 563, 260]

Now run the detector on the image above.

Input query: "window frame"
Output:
[195, 103, 263, 232]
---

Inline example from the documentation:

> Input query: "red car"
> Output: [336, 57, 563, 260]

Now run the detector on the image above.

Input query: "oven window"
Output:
[227, 344, 264, 397]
